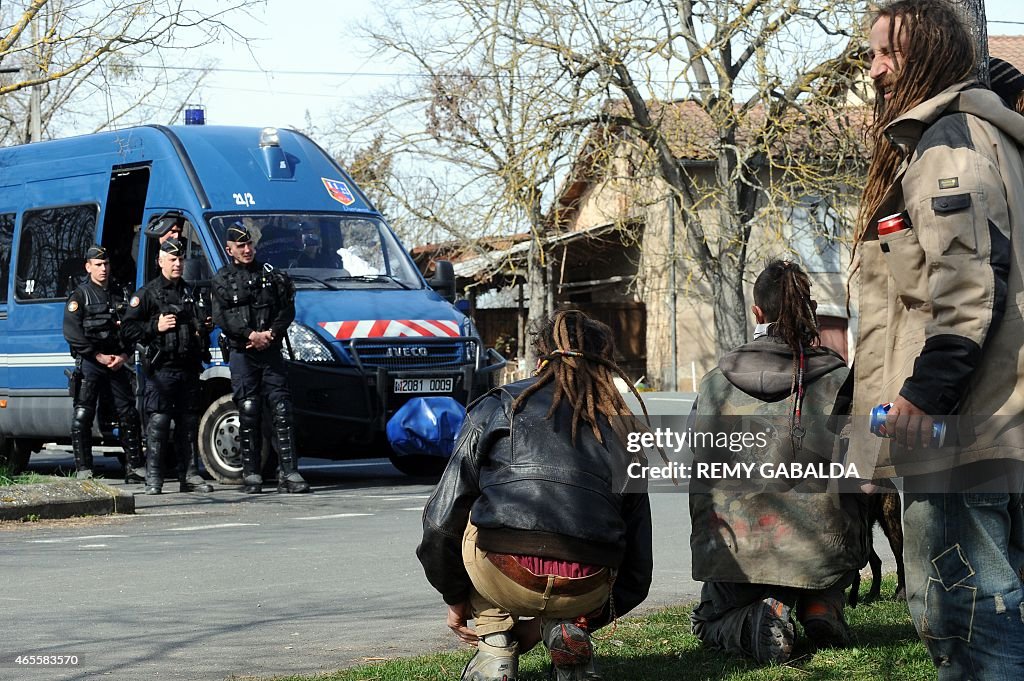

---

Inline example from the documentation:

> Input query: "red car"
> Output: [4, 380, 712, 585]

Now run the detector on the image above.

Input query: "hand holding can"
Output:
[870, 402, 946, 447]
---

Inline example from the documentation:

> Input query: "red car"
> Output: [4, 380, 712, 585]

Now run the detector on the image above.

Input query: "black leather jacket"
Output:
[417, 378, 653, 627]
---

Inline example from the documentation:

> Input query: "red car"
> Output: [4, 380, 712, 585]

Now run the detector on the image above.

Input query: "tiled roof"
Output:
[613, 99, 869, 162]
[570, 37, 1024, 172]
[991, 35, 1024, 71]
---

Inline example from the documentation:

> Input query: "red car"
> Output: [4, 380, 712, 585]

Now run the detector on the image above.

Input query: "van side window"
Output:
[16, 205, 98, 301]
[0, 213, 13, 304]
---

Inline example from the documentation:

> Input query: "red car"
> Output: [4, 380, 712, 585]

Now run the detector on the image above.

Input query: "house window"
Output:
[790, 196, 841, 273]
[16, 204, 98, 301]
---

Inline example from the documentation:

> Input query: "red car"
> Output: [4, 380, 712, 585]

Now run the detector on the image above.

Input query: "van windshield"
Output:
[208, 214, 423, 290]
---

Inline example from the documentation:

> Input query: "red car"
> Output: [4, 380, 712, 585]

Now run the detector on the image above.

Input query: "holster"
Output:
[218, 334, 231, 364]
[141, 345, 161, 376]
[65, 360, 83, 400]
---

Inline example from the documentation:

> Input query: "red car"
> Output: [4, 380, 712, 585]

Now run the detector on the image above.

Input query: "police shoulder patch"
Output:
[129, 296, 141, 308]
[67, 300, 79, 313]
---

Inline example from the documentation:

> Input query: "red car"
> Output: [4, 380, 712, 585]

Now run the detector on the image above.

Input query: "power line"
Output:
[134, 64, 418, 78]
[989, 20, 1024, 26]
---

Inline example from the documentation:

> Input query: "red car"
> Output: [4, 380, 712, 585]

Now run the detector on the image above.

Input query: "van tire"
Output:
[387, 454, 448, 478]
[199, 395, 269, 484]
[0, 438, 32, 474]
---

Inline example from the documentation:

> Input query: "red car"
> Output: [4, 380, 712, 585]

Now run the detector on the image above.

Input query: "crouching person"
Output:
[417, 310, 653, 681]
[688, 260, 868, 664]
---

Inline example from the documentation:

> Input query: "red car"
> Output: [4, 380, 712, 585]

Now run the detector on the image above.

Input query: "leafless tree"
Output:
[0, 0, 256, 143]
[351, 1, 869, 359]
[485, 0, 870, 353]
[341, 1, 590, 371]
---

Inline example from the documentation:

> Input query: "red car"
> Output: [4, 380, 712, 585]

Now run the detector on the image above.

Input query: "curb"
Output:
[0, 478, 135, 521]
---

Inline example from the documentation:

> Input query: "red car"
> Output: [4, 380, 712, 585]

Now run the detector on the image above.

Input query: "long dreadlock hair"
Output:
[754, 259, 820, 354]
[858, 0, 975, 243]
[754, 260, 820, 449]
[510, 309, 648, 447]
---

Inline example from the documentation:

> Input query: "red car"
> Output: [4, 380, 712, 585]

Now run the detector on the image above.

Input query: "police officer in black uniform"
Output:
[123, 238, 216, 495]
[62, 245, 145, 481]
[212, 222, 310, 494]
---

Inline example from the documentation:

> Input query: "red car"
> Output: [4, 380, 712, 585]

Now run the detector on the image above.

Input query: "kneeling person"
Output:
[123, 238, 214, 494]
[688, 260, 868, 664]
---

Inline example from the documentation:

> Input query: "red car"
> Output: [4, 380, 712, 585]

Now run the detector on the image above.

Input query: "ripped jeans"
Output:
[904, 462, 1024, 680]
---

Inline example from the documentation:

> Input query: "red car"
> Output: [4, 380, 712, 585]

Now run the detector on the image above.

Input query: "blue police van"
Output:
[0, 124, 504, 480]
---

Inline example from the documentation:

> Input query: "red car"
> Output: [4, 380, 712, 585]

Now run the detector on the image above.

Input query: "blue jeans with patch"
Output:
[904, 462, 1024, 680]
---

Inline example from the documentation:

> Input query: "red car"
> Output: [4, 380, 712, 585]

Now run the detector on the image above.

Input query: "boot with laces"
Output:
[462, 632, 518, 681]
[542, 618, 602, 680]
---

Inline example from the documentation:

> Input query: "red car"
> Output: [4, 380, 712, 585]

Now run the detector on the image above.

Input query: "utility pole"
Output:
[29, 87, 41, 142]
[29, 16, 42, 142]
[667, 194, 678, 391]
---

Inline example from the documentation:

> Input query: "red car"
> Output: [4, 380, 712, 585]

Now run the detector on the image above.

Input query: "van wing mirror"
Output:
[145, 211, 186, 239]
[428, 260, 457, 302]
[183, 257, 210, 287]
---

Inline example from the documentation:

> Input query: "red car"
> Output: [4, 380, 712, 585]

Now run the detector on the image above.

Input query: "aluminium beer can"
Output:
[870, 402, 946, 447]
[877, 213, 906, 236]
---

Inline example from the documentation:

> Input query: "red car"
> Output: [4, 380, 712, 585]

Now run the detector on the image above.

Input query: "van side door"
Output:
[0, 210, 15, 418]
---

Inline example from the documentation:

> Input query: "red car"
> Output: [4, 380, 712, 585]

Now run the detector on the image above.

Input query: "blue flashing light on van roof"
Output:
[0, 124, 505, 479]
[184, 105, 205, 125]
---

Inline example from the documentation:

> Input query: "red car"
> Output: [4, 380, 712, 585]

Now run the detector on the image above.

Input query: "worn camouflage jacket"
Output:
[689, 336, 869, 589]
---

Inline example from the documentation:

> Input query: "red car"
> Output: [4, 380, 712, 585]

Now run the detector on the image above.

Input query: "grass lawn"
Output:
[261, 576, 931, 681]
[0, 468, 52, 486]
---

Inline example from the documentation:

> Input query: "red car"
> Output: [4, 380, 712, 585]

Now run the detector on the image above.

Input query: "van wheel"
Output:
[388, 454, 448, 478]
[198, 395, 269, 484]
[0, 438, 35, 474]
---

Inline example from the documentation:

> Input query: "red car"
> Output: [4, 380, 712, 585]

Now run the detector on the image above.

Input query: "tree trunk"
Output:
[953, 0, 989, 82]
[711, 263, 748, 353]
[522, 236, 547, 378]
[711, 131, 752, 356]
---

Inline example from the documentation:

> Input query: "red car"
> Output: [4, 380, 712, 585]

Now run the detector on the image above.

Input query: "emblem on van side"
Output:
[322, 178, 355, 206]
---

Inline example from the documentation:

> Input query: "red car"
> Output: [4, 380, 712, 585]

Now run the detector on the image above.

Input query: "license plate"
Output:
[394, 377, 454, 394]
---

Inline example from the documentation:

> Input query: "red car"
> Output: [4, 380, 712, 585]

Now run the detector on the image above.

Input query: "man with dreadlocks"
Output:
[852, 1, 1024, 677]
[417, 310, 653, 681]
[688, 260, 868, 665]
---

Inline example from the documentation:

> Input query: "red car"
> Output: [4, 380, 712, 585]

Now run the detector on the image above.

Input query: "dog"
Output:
[849, 481, 906, 607]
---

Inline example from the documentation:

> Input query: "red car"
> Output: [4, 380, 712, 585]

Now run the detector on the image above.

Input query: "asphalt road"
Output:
[0, 393, 896, 681]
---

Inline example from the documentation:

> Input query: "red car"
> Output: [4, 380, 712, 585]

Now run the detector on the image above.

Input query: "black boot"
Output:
[176, 414, 213, 493]
[238, 398, 263, 494]
[145, 413, 170, 495]
[273, 401, 310, 494]
[120, 411, 146, 484]
[71, 408, 94, 480]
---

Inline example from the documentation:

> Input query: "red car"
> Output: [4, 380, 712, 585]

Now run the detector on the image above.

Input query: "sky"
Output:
[179, 0, 1024, 140]
[182, 1, 391, 137]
